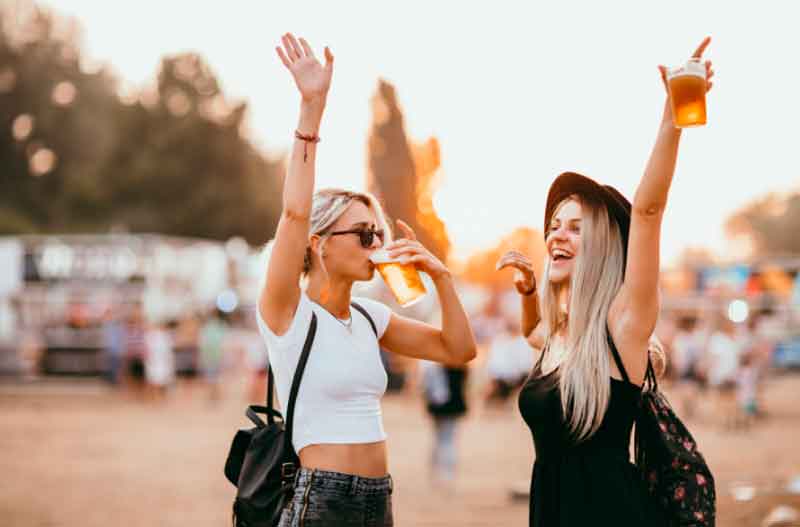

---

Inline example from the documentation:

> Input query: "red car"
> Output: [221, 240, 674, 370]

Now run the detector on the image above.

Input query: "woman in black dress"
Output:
[496, 38, 714, 526]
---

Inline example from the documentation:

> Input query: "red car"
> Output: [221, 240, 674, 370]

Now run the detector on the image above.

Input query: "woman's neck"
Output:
[306, 272, 353, 319]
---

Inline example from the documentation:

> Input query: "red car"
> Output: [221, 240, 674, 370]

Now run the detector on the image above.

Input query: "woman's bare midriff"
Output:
[299, 441, 388, 478]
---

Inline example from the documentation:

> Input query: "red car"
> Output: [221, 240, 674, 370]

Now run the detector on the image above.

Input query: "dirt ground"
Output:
[2, 372, 800, 527]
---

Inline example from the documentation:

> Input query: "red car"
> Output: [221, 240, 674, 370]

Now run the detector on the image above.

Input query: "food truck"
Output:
[0, 234, 229, 376]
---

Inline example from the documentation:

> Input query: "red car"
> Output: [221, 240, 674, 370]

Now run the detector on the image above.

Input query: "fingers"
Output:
[692, 36, 711, 58]
[286, 33, 304, 59]
[658, 65, 668, 84]
[281, 34, 299, 62]
[403, 254, 428, 265]
[385, 237, 421, 250]
[299, 37, 316, 60]
[496, 251, 533, 272]
[276, 46, 291, 69]
[324, 46, 334, 71]
[496, 258, 533, 273]
[387, 242, 425, 260]
[705, 60, 715, 92]
[395, 219, 417, 241]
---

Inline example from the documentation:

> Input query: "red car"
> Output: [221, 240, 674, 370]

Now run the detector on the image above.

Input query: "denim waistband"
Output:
[295, 467, 393, 496]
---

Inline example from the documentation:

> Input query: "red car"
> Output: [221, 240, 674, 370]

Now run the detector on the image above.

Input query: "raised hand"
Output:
[385, 220, 450, 281]
[658, 36, 715, 94]
[276, 33, 334, 103]
[496, 250, 537, 295]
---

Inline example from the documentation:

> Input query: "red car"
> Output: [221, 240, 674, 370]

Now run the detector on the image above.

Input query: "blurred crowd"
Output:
[8, 282, 794, 491]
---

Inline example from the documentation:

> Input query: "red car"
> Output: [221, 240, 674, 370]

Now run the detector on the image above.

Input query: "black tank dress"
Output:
[518, 335, 665, 526]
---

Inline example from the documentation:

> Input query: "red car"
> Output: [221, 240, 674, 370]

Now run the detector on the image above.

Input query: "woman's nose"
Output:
[550, 226, 568, 241]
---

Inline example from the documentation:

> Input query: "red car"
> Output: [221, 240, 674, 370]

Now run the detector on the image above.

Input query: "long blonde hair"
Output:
[540, 195, 662, 441]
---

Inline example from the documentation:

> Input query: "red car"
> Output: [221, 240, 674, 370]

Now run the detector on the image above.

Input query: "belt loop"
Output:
[349, 475, 360, 496]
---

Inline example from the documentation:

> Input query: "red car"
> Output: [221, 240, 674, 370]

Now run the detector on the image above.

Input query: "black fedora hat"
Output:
[544, 171, 632, 258]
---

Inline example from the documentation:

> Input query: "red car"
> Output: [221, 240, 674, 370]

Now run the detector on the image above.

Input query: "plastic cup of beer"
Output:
[667, 58, 707, 128]
[369, 249, 427, 307]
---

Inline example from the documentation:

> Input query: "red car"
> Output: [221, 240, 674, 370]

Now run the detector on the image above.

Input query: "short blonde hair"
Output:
[304, 188, 393, 276]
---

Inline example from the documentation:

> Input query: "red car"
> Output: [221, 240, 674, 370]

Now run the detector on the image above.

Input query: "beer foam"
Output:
[369, 249, 396, 264]
[668, 59, 705, 80]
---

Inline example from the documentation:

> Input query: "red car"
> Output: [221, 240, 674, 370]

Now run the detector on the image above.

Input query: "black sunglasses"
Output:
[328, 227, 385, 249]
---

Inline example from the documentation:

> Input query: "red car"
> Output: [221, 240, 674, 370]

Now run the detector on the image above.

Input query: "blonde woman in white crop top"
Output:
[263, 33, 477, 527]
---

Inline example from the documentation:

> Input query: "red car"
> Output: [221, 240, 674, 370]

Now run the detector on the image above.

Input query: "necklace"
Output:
[307, 297, 353, 332]
[336, 315, 353, 332]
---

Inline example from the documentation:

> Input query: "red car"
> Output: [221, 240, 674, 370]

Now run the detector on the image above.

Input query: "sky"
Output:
[36, 0, 800, 265]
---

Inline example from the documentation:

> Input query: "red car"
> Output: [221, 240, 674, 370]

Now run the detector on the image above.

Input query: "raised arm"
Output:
[496, 250, 540, 339]
[378, 221, 477, 365]
[612, 37, 714, 344]
[259, 33, 334, 335]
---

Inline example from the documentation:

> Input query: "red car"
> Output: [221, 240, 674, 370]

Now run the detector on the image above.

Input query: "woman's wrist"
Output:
[659, 100, 681, 133]
[301, 96, 326, 113]
[431, 268, 453, 285]
[297, 99, 326, 135]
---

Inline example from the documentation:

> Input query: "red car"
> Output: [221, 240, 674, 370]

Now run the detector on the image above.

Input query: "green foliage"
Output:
[726, 192, 800, 257]
[0, 5, 282, 245]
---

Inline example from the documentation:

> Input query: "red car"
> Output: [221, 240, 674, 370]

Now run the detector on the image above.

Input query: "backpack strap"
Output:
[644, 355, 658, 391]
[606, 325, 631, 385]
[265, 366, 276, 423]
[350, 301, 378, 337]
[283, 313, 318, 449]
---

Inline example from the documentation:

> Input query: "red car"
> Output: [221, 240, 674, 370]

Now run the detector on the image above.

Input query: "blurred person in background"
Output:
[735, 349, 758, 429]
[741, 310, 775, 420]
[101, 305, 125, 385]
[706, 317, 743, 429]
[199, 308, 229, 402]
[670, 316, 707, 419]
[145, 319, 175, 403]
[500, 38, 715, 527]
[173, 312, 201, 375]
[471, 292, 507, 350]
[260, 33, 476, 527]
[144, 322, 177, 402]
[421, 360, 469, 489]
[483, 317, 534, 407]
[123, 303, 148, 398]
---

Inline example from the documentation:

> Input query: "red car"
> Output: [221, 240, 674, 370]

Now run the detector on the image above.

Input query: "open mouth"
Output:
[551, 249, 573, 262]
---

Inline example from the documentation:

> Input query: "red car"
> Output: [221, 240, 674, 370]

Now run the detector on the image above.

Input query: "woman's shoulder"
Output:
[256, 291, 315, 342]
[351, 296, 393, 338]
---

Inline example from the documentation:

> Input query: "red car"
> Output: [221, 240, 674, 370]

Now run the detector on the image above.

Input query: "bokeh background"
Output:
[2, 1, 800, 526]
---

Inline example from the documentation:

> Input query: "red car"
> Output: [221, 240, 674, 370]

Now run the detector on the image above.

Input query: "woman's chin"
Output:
[356, 267, 376, 282]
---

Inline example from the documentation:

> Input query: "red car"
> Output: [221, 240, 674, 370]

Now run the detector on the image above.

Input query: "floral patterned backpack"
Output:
[633, 358, 717, 526]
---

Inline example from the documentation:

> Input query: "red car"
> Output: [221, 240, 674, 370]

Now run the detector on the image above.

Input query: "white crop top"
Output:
[255, 292, 393, 454]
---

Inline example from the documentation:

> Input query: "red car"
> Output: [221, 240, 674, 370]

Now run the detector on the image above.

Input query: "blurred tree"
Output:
[460, 226, 546, 291]
[0, 3, 283, 245]
[0, 6, 121, 233]
[366, 79, 450, 261]
[100, 51, 284, 243]
[725, 192, 800, 257]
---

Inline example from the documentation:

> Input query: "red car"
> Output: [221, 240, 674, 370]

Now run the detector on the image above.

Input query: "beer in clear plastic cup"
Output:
[369, 249, 427, 307]
[667, 58, 707, 128]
